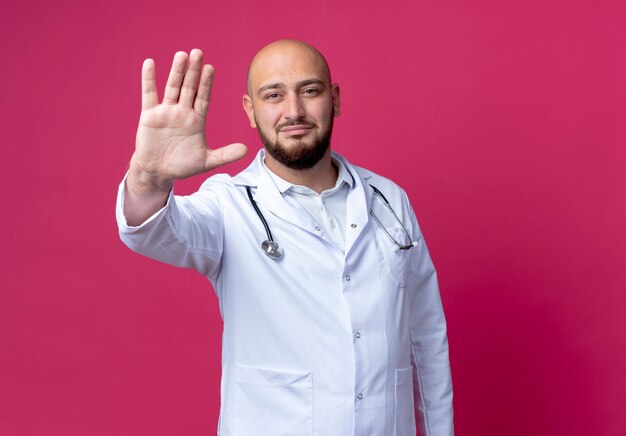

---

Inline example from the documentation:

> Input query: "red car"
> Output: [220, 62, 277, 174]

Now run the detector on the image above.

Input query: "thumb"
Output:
[204, 143, 248, 172]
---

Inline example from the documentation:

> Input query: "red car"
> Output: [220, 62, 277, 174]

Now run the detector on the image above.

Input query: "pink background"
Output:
[1, 0, 625, 435]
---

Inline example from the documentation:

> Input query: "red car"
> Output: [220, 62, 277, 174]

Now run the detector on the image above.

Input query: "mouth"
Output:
[279, 124, 314, 136]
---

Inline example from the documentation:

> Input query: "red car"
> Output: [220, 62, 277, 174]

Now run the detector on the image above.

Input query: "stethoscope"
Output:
[245, 184, 418, 260]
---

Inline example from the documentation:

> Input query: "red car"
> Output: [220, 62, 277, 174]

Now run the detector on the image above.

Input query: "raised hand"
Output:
[132, 49, 247, 181]
[124, 49, 247, 225]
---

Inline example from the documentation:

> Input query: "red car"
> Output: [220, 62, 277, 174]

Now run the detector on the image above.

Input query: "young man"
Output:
[117, 39, 453, 435]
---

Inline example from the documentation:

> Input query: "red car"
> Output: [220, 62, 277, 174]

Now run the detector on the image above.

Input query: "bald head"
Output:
[247, 39, 332, 95]
[241, 39, 341, 172]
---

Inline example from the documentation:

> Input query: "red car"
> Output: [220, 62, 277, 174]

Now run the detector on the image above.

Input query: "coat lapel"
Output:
[332, 153, 374, 256]
[232, 150, 318, 234]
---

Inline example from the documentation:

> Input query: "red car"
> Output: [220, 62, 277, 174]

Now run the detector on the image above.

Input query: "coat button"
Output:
[357, 393, 364, 400]
[351, 223, 357, 228]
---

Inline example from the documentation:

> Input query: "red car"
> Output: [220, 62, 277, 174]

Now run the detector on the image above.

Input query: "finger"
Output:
[162, 51, 189, 105]
[194, 64, 215, 117]
[179, 48, 204, 107]
[204, 143, 248, 172]
[141, 58, 158, 110]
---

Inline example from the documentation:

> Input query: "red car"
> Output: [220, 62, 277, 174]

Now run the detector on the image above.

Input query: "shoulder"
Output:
[355, 165, 405, 193]
[198, 173, 235, 191]
[198, 150, 264, 194]
[339, 154, 419, 222]
[192, 173, 248, 209]
[169, 174, 239, 212]
[340, 156, 409, 204]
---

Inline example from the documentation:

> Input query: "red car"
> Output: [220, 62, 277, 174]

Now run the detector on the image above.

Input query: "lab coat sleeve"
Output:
[115, 173, 225, 281]
[404, 195, 454, 436]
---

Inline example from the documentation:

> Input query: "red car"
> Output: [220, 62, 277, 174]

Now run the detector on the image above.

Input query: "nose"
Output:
[284, 92, 305, 120]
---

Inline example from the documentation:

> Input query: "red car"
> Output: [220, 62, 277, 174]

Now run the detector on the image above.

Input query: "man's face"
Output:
[243, 43, 340, 170]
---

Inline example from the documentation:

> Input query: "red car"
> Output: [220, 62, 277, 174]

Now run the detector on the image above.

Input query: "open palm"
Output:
[133, 49, 247, 180]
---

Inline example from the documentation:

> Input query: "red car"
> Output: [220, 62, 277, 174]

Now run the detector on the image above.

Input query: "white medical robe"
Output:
[116, 150, 453, 436]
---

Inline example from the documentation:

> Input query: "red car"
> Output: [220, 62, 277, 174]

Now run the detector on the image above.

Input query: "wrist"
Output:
[127, 156, 173, 197]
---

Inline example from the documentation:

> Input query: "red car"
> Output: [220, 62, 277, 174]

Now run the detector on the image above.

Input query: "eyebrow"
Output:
[257, 79, 326, 96]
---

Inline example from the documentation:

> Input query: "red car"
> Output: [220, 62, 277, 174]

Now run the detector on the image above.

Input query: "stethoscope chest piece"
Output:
[247, 186, 284, 260]
[261, 240, 284, 259]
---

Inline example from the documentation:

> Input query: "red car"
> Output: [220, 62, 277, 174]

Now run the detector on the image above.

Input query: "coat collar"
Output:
[231, 149, 301, 226]
[232, 149, 374, 254]
[232, 149, 367, 187]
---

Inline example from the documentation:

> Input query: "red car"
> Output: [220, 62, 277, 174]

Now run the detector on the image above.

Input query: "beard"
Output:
[256, 113, 334, 170]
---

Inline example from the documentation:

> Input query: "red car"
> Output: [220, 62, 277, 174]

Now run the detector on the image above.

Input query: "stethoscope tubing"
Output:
[368, 185, 416, 250]
[246, 184, 416, 258]
[246, 185, 275, 243]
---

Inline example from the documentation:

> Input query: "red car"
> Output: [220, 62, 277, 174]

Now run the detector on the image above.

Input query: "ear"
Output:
[242, 95, 257, 128]
[331, 83, 341, 117]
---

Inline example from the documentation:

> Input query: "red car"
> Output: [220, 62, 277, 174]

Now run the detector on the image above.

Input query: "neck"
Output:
[264, 149, 338, 194]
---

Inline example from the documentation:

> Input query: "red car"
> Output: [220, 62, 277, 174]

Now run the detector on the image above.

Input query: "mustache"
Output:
[276, 120, 317, 130]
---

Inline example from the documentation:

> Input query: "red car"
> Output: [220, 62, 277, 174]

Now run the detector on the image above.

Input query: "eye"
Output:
[265, 92, 282, 101]
[302, 88, 320, 96]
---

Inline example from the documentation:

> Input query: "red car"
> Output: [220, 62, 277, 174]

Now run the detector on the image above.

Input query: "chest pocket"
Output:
[375, 227, 418, 289]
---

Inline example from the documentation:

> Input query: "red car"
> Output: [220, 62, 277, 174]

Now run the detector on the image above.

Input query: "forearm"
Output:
[410, 274, 453, 436]
[409, 248, 454, 435]
[116, 173, 225, 280]
[403, 195, 453, 434]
